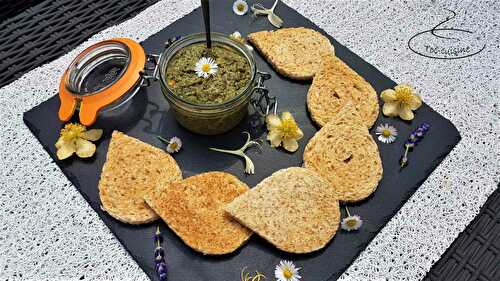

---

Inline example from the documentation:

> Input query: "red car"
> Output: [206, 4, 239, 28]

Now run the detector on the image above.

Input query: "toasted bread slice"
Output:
[99, 131, 182, 224]
[307, 55, 379, 128]
[226, 167, 340, 253]
[303, 111, 383, 202]
[145, 172, 252, 255]
[248, 27, 334, 80]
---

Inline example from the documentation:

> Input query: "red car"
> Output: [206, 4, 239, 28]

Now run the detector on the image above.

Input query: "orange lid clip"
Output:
[58, 38, 146, 126]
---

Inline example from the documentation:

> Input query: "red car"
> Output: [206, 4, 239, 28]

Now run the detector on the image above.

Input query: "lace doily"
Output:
[0, 0, 498, 280]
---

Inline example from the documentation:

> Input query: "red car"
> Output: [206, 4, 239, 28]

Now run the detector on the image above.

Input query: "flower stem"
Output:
[209, 132, 260, 175]
[400, 145, 410, 168]
[209, 147, 244, 156]
[156, 225, 161, 248]
[157, 136, 171, 144]
[345, 206, 351, 217]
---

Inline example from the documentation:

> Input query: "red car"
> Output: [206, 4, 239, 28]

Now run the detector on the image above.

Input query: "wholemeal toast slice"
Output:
[98, 131, 182, 224]
[248, 27, 335, 80]
[307, 54, 379, 128]
[144, 172, 252, 255]
[328, 100, 366, 128]
[225, 167, 340, 254]
[303, 110, 383, 202]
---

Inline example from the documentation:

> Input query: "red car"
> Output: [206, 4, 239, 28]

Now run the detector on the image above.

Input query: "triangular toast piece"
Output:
[226, 167, 340, 253]
[98, 131, 182, 224]
[145, 172, 252, 255]
[248, 27, 335, 80]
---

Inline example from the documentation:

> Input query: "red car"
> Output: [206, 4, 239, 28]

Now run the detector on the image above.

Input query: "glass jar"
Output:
[58, 38, 152, 126]
[157, 33, 266, 135]
[58, 35, 271, 133]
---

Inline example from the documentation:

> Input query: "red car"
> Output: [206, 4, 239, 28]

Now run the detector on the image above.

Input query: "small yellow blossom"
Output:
[229, 31, 245, 44]
[241, 267, 266, 281]
[229, 31, 254, 52]
[266, 112, 303, 152]
[381, 84, 422, 121]
[55, 123, 103, 160]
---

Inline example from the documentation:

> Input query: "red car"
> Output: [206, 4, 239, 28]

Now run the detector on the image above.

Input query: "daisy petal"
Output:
[57, 141, 76, 160]
[75, 138, 96, 158]
[389, 126, 398, 136]
[382, 102, 399, 117]
[267, 130, 283, 147]
[282, 137, 299, 152]
[380, 89, 397, 102]
[82, 129, 103, 141]
[399, 106, 415, 120]
[375, 124, 386, 135]
[166, 144, 175, 154]
[378, 135, 388, 143]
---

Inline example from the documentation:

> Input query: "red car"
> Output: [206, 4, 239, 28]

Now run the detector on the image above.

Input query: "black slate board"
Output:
[23, 1, 461, 280]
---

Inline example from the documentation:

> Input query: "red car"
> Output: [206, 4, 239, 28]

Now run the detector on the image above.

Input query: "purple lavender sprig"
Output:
[154, 226, 167, 281]
[165, 36, 182, 49]
[400, 122, 431, 168]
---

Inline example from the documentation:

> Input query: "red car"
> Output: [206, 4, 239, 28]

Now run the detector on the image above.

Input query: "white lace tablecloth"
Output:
[0, 0, 498, 280]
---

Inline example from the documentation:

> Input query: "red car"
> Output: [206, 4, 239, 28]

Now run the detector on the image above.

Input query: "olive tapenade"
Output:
[165, 43, 251, 104]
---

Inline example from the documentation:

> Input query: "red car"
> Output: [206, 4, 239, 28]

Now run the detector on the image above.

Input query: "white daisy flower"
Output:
[233, 0, 249, 16]
[341, 215, 363, 231]
[275, 260, 301, 281]
[158, 136, 182, 154]
[375, 123, 398, 144]
[194, 57, 218, 78]
[166, 137, 182, 153]
[341, 206, 363, 231]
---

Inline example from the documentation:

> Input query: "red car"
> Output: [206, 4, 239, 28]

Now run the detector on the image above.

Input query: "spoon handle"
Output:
[201, 0, 211, 48]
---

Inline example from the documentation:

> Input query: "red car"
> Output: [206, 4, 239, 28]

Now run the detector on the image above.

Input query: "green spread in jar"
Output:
[165, 43, 251, 104]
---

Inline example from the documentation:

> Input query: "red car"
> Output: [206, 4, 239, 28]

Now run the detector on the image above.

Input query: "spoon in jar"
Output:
[251, 0, 283, 28]
[201, 0, 212, 49]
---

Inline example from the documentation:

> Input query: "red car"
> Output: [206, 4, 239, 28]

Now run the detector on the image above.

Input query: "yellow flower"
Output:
[266, 112, 303, 152]
[381, 84, 422, 121]
[55, 123, 103, 160]
[241, 267, 265, 281]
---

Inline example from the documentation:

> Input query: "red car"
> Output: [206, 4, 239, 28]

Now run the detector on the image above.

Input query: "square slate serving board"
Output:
[23, 1, 461, 280]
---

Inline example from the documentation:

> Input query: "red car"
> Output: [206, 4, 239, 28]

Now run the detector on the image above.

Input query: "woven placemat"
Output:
[0, 0, 160, 88]
[424, 186, 500, 281]
[0, 0, 44, 21]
